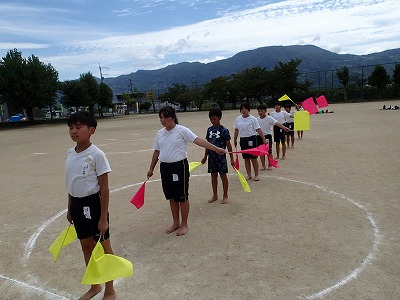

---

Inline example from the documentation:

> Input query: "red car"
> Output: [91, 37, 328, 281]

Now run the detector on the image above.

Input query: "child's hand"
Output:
[284, 127, 290, 132]
[98, 219, 109, 236]
[201, 157, 207, 164]
[147, 169, 153, 178]
[216, 147, 226, 155]
[66, 211, 73, 224]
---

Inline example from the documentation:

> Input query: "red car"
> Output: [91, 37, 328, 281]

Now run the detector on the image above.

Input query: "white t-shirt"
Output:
[284, 110, 294, 123]
[257, 115, 278, 135]
[270, 110, 291, 124]
[233, 115, 260, 137]
[153, 124, 197, 163]
[65, 144, 111, 198]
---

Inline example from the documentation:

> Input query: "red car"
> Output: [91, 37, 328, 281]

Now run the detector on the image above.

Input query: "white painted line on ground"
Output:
[33, 153, 47, 155]
[0, 274, 70, 299]
[18, 174, 380, 299]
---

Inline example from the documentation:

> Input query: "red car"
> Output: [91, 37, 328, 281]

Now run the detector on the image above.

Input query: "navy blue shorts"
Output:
[273, 126, 286, 143]
[285, 122, 294, 135]
[257, 134, 272, 154]
[240, 136, 257, 159]
[160, 159, 189, 202]
[70, 192, 110, 241]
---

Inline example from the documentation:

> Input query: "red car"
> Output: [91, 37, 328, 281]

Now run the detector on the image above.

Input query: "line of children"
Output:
[284, 104, 295, 148]
[269, 102, 294, 160]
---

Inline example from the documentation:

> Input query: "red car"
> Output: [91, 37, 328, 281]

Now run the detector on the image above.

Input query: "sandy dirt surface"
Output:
[0, 101, 399, 300]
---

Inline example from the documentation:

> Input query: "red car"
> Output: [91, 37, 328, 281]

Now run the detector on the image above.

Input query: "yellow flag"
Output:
[234, 168, 251, 192]
[81, 240, 134, 285]
[278, 94, 291, 101]
[49, 225, 77, 262]
[294, 111, 310, 131]
[189, 162, 202, 172]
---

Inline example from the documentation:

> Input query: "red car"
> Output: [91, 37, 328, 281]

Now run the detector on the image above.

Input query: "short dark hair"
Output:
[209, 108, 222, 118]
[159, 106, 179, 124]
[239, 103, 251, 111]
[67, 111, 97, 128]
[257, 104, 267, 110]
[274, 102, 281, 106]
[284, 104, 291, 109]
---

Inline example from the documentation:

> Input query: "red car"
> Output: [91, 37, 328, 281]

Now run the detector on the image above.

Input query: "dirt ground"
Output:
[0, 101, 399, 300]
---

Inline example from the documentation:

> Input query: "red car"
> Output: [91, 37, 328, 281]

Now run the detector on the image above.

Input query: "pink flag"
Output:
[130, 182, 146, 209]
[232, 144, 269, 156]
[267, 154, 279, 168]
[301, 97, 319, 115]
[256, 144, 270, 156]
[233, 153, 240, 170]
[316, 95, 328, 108]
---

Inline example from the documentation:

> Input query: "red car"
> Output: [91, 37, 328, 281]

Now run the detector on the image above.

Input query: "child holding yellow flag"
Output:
[65, 111, 116, 300]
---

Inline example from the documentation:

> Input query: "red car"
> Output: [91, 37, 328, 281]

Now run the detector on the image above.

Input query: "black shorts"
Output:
[256, 134, 272, 154]
[285, 122, 294, 135]
[273, 126, 286, 143]
[239, 136, 257, 159]
[160, 159, 189, 202]
[70, 192, 110, 241]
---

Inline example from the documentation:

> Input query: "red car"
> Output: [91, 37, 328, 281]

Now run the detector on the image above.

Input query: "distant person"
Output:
[284, 104, 295, 148]
[270, 102, 293, 160]
[65, 111, 116, 300]
[233, 103, 267, 181]
[295, 103, 304, 139]
[201, 108, 234, 204]
[147, 106, 226, 236]
[257, 105, 289, 170]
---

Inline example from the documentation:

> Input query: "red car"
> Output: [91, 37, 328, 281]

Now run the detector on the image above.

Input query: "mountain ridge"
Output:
[101, 45, 400, 94]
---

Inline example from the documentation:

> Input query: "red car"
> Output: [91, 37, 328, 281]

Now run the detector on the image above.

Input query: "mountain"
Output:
[101, 45, 400, 95]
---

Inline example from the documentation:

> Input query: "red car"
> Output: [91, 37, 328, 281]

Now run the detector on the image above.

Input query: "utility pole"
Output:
[99, 63, 109, 83]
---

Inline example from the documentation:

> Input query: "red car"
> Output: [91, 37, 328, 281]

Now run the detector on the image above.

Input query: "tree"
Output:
[0, 49, 59, 121]
[368, 65, 390, 99]
[392, 64, 400, 97]
[232, 67, 270, 105]
[60, 79, 86, 110]
[79, 72, 99, 116]
[203, 76, 230, 109]
[270, 59, 303, 101]
[98, 83, 113, 117]
[158, 84, 191, 111]
[336, 66, 350, 101]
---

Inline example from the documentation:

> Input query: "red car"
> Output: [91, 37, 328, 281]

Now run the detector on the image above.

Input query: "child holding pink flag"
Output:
[270, 102, 294, 160]
[147, 106, 225, 236]
[233, 103, 268, 181]
[201, 108, 234, 204]
[257, 105, 289, 170]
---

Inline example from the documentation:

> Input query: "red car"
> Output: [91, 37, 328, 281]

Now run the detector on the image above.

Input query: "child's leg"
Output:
[259, 155, 266, 170]
[177, 201, 189, 236]
[220, 173, 229, 203]
[282, 141, 287, 159]
[166, 200, 180, 234]
[101, 239, 116, 300]
[244, 158, 252, 180]
[79, 238, 102, 300]
[208, 173, 218, 203]
[251, 158, 259, 180]
[275, 142, 280, 159]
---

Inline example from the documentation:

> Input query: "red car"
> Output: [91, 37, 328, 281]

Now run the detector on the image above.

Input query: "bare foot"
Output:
[267, 166, 273, 171]
[281, 156, 286, 160]
[259, 166, 266, 171]
[102, 291, 116, 300]
[166, 223, 180, 234]
[176, 225, 188, 236]
[245, 175, 252, 181]
[274, 157, 279, 160]
[253, 176, 260, 181]
[221, 197, 228, 204]
[208, 196, 218, 203]
[80, 285, 102, 300]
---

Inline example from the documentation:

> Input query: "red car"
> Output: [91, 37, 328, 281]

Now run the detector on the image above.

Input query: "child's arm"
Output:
[275, 122, 290, 132]
[194, 137, 226, 155]
[201, 148, 208, 164]
[233, 128, 239, 148]
[67, 194, 73, 224]
[256, 128, 268, 144]
[226, 141, 234, 165]
[98, 173, 110, 236]
[147, 150, 160, 178]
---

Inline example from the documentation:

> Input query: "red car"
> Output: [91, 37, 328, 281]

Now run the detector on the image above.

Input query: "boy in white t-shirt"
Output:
[270, 102, 293, 160]
[284, 104, 295, 148]
[66, 111, 116, 300]
[257, 105, 289, 170]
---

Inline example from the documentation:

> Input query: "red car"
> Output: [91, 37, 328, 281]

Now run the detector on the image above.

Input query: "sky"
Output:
[1, 0, 399, 81]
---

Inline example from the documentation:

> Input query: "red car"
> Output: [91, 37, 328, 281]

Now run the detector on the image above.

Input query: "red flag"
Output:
[232, 144, 270, 156]
[233, 153, 240, 170]
[256, 144, 269, 156]
[267, 154, 279, 168]
[130, 182, 146, 209]
[301, 97, 319, 115]
[316, 95, 328, 108]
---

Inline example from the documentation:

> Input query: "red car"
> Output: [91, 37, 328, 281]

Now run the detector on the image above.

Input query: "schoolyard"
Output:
[0, 100, 399, 299]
